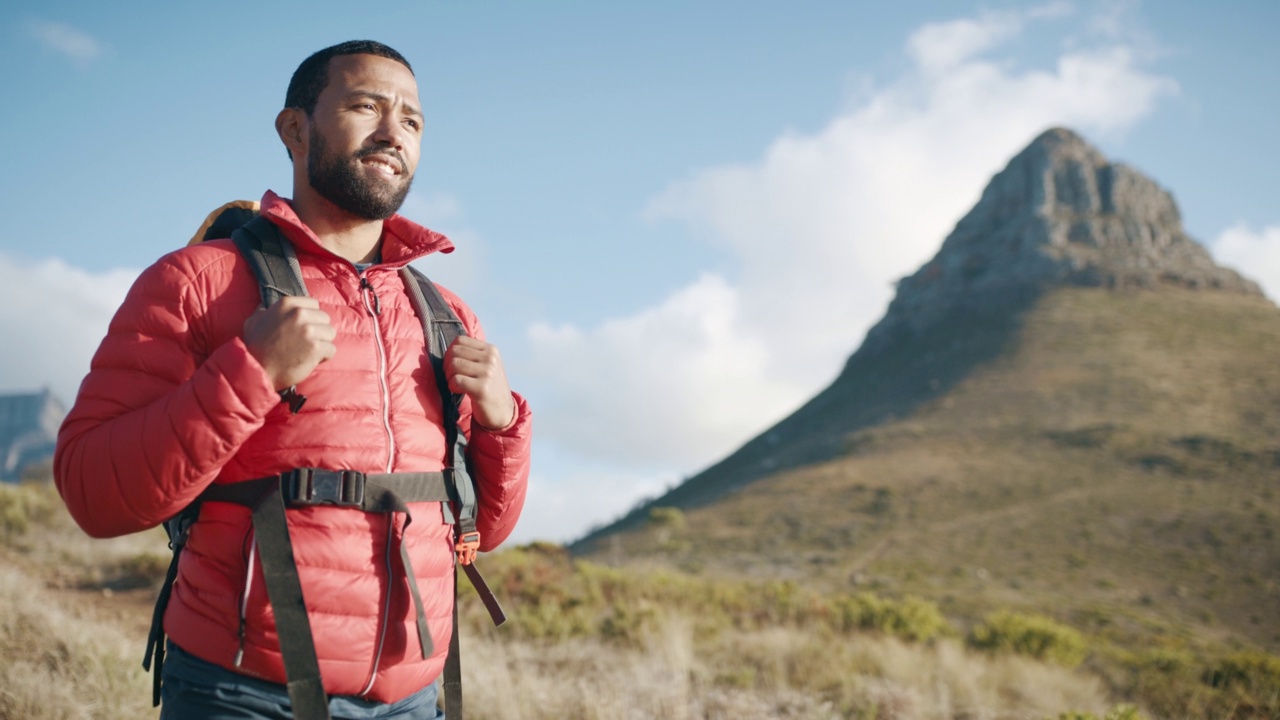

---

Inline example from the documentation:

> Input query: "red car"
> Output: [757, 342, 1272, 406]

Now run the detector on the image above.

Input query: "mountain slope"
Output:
[571, 128, 1280, 652]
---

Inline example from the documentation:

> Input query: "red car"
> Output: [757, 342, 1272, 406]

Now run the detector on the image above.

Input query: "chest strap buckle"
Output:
[285, 468, 365, 508]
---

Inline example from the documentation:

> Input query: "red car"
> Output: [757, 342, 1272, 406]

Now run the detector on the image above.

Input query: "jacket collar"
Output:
[258, 190, 455, 267]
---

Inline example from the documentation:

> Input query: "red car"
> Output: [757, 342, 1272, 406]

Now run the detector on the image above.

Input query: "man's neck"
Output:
[290, 192, 385, 264]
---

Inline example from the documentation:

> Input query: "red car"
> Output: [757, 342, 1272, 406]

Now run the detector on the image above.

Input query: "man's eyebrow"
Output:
[348, 91, 422, 119]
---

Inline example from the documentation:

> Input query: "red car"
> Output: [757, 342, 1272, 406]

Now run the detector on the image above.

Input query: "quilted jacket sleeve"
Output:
[54, 251, 279, 538]
[441, 290, 531, 551]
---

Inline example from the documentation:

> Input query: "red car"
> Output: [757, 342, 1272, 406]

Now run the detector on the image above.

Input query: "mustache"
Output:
[354, 146, 408, 175]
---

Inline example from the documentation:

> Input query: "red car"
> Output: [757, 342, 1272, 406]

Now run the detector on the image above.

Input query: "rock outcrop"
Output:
[0, 389, 64, 482]
[864, 127, 1260, 349]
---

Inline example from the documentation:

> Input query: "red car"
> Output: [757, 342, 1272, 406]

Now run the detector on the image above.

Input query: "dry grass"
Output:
[0, 564, 155, 720]
[3, 482, 1136, 720]
[460, 621, 1112, 720]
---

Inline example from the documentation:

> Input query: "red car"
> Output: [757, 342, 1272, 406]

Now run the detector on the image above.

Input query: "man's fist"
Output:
[243, 297, 337, 391]
[444, 335, 515, 431]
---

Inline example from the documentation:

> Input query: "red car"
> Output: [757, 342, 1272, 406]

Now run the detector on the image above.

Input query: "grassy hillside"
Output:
[575, 286, 1280, 662]
[2, 480, 1214, 720]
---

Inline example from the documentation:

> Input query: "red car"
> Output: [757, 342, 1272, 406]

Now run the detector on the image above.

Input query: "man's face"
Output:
[304, 54, 422, 220]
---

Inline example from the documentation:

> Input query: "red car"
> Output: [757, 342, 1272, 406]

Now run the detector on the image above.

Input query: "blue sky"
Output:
[2, 0, 1277, 542]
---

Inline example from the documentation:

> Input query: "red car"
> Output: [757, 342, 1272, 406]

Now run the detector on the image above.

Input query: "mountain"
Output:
[0, 389, 64, 482]
[571, 128, 1280, 651]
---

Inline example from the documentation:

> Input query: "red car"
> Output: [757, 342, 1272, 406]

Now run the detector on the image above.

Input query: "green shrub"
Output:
[0, 482, 58, 541]
[968, 610, 1088, 667]
[835, 592, 950, 643]
[1203, 650, 1280, 701]
[647, 507, 685, 530]
[598, 603, 657, 646]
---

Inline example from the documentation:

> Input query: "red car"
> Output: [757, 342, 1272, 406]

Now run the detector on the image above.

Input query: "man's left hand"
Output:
[444, 336, 516, 431]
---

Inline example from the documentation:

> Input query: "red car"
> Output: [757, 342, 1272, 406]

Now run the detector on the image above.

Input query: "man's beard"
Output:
[307, 126, 413, 221]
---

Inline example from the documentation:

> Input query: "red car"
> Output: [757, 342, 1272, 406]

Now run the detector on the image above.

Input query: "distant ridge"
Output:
[0, 389, 64, 482]
[573, 127, 1267, 548]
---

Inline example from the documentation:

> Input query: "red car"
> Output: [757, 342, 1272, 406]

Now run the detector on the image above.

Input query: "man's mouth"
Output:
[360, 154, 403, 178]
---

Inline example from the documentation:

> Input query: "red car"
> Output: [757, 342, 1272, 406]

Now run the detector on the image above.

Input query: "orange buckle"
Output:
[456, 531, 481, 566]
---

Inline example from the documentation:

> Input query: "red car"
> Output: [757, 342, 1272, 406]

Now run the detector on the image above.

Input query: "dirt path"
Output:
[2, 542, 158, 639]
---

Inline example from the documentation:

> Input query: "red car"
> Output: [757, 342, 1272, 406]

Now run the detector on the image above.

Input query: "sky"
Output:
[1, 0, 1277, 543]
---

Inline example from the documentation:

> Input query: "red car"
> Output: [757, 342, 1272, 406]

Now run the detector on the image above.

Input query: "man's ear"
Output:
[276, 107, 307, 161]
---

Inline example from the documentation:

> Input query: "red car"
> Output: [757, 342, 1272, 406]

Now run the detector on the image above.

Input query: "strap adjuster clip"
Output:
[456, 531, 480, 566]
[285, 468, 365, 508]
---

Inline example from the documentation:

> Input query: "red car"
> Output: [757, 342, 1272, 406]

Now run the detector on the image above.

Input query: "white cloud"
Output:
[0, 254, 136, 403]
[1211, 224, 1280, 302]
[529, 274, 802, 468]
[506, 463, 674, 544]
[525, 5, 1178, 503]
[906, 11, 1024, 74]
[25, 19, 105, 65]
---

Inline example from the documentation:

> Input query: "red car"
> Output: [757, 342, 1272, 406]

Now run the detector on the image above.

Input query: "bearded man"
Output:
[54, 40, 530, 719]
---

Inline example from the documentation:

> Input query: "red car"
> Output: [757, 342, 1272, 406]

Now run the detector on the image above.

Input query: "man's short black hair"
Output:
[285, 40, 414, 115]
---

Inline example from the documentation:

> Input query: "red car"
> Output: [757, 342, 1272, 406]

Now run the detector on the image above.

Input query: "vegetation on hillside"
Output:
[578, 288, 1280, 657]
[6, 479, 1279, 718]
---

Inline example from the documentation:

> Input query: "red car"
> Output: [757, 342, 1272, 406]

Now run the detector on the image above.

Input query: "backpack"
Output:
[142, 203, 505, 719]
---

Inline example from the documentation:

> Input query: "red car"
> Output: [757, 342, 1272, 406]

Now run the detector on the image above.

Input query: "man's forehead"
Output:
[326, 54, 420, 103]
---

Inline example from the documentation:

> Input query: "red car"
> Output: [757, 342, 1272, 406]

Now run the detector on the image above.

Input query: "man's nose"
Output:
[372, 115, 407, 149]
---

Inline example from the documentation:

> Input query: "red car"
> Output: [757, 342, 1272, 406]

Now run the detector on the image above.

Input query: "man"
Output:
[54, 40, 530, 719]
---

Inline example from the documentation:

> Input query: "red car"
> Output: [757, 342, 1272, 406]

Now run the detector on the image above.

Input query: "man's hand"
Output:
[445, 336, 516, 431]
[243, 297, 337, 391]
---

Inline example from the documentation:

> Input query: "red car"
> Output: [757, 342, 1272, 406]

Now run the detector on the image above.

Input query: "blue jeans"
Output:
[160, 642, 444, 720]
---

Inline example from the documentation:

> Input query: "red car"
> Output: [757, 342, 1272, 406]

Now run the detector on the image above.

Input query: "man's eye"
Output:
[405, 119, 421, 131]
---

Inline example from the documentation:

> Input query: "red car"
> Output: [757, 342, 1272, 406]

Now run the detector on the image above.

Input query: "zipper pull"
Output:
[360, 276, 382, 316]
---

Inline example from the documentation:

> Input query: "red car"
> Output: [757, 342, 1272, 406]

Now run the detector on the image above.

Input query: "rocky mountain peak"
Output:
[865, 127, 1261, 346]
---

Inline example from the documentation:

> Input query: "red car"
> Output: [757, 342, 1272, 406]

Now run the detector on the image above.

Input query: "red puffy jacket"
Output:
[54, 191, 531, 703]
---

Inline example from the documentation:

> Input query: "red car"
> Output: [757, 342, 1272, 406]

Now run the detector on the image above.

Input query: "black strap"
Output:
[231, 216, 307, 307]
[250, 484, 330, 720]
[401, 266, 498, 720]
[401, 266, 476, 533]
[142, 506, 200, 705]
[199, 470, 451, 718]
[443, 568, 463, 719]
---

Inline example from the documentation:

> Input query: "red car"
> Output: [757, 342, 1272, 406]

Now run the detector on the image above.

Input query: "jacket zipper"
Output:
[358, 272, 397, 696]
[235, 538, 257, 667]
[359, 275, 396, 472]
[359, 520, 397, 696]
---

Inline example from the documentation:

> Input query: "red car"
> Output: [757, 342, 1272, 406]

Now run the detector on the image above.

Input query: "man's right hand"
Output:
[243, 297, 337, 391]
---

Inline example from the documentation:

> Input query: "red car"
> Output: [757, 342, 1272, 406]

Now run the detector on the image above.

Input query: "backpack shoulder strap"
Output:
[399, 267, 476, 520]
[402, 264, 467, 352]
[231, 215, 308, 307]
[232, 216, 309, 412]
[399, 265, 498, 720]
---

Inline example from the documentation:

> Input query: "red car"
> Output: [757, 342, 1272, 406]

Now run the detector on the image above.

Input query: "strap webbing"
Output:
[251, 485, 329, 720]
[199, 471, 453, 718]
[142, 542, 183, 705]
[232, 217, 307, 307]
[401, 266, 488, 720]
[401, 266, 476, 534]
[462, 563, 507, 627]
[443, 570, 463, 718]
[143, 506, 201, 705]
